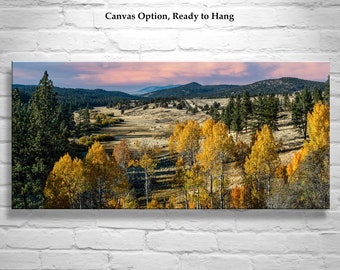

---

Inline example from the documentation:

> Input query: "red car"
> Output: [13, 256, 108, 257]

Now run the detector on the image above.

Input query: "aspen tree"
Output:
[244, 125, 281, 208]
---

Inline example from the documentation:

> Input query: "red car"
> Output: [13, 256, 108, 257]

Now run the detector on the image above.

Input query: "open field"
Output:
[86, 98, 305, 207]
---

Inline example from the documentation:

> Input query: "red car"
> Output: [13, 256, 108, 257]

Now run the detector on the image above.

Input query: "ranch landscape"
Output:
[11, 62, 330, 209]
[77, 96, 307, 209]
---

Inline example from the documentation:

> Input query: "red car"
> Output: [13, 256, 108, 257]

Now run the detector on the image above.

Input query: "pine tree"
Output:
[241, 91, 252, 132]
[221, 96, 235, 131]
[323, 76, 330, 106]
[12, 89, 33, 208]
[252, 93, 265, 130]
[291, 88, 313, 139]
[231, 95, 243, 140]
[12, 72, 72, 208]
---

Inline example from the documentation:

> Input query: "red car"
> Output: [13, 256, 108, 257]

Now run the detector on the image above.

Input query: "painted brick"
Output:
[147, 231, 217, 252]
[246, 29, 320, 52]
[64, 8, 96, 28]
[324, 256, 340, 270]
[107, 30, 178, 51]
[7, 229, 74, 249]
[41, 251, 109, 270]
[0, 31, 38, 52]
[0, 8, 63, 29]
[320, 233, 340, 254]
[37, 31, 107, 52]
[96, 211, 167, 230]
[27, 210, 97, 228]
[179, 30, 248, 51]
[75, 229, 145, 250]
[321, 31, 340, 53]
[0, 97, 10, 118]
[0, 229, 6, 248]
[305, 210, 337, 231]
[0, 118, 10, 141]
[0, 208, 30, 227]
[180, 254, 252, 270]
[0, 1, 340, 270]
[0, 251, 40, 270]
[166, 211, 235, 231]
[217, 232, 287, 253]
[330, 144, 340, 166]
[251, 255, 324, 270]
[235, 210, 307, 232]
[0, 142, 11, 165]
[0, 164, 10, 186]
[110, 252, 179, 270]
[0, 186, 10, 207]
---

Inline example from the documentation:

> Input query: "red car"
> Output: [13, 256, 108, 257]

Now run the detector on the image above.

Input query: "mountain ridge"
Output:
[143, 77, 326, 98]
[13, 77, 326, 108]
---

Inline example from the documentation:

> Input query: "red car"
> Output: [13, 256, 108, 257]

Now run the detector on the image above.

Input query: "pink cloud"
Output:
[258, 62, 329, 82]
[73, 62, 250, 86]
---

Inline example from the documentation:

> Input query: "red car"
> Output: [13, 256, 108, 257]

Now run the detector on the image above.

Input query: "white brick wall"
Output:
[0, 0, 339, 269]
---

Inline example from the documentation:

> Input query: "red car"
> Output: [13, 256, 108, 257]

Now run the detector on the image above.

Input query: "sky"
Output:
[12, 62, 330, 93]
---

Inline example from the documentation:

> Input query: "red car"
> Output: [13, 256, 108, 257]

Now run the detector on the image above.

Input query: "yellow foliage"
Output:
[230, 185, 245, 209]
[306, 100, 330, 152]
[169, 120, 201, 166]
[198, 120, 234, 174]
[287, 101, 329, 180]
[84, 141, 129, 208]
[244, 124, 280, 178]
[113, 139, 131, 170]
[44, 153, 84, 208]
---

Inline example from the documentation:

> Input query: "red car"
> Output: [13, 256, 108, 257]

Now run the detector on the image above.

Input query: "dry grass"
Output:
[88, 99, 305, 208]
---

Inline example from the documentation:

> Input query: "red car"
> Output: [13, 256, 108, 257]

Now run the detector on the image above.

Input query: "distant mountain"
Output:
[133, 84, 181, 96]
[12, 84, 136, 109]
[143, 77, 326, 99]
[13, 77, 326, 109]
[143, 82, 238, 98]
[235, 77, 326, 96]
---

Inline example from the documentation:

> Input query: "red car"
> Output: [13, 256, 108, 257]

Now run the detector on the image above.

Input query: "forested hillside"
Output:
[12, 72, 330, 209]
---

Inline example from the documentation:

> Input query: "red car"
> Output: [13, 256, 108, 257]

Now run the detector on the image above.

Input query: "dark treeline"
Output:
[12, 72, 74, 208]
[206, 77, 329, 140]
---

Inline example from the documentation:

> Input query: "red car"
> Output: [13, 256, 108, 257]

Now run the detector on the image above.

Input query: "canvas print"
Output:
[12, 62, 330, 209]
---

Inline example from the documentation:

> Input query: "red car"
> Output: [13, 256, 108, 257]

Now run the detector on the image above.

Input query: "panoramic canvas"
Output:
[12, 62, 330, 209]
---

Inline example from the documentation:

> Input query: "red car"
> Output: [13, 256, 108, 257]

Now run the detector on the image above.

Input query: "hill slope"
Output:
[144, 77, 326, 98]
[12, 84, 136, 108]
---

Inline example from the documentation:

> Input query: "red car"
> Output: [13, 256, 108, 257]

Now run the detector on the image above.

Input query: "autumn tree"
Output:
[286, 101, 329, 208]
[244, 124, 281, 208]
[113, 139, 132, 172]
[230, 185, 245, 209]
[130, 141, 159, 208]
[83, 141, 128, 208]
[287, 101, 330, 178]
[197, 120, 234, 208]
[44, 153, 84, 208]
[169, 120, 201, 168]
